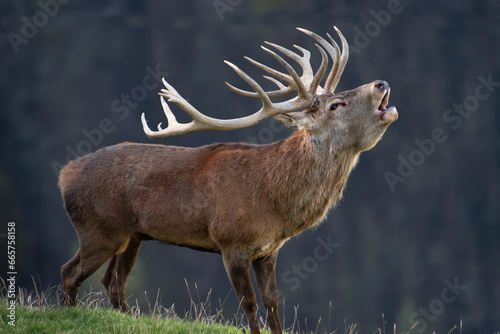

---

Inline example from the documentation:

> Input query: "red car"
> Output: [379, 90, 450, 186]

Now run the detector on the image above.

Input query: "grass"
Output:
[0, 278, 477, 334]
[0, 301, 244, 333]
[0, 280, 251, 334]
[0, 278, 354, 334]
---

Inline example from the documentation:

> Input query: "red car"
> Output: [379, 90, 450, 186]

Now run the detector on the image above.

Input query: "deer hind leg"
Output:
[222, 251, 261, 334]
[101, 235, 142, 312]
[252, 252, 282, 334]
[61, 235, 126, 307]
[60, 250, 82, 306]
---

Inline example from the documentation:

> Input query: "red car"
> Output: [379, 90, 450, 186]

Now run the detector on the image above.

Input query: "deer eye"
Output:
[330, 103, 339, 111]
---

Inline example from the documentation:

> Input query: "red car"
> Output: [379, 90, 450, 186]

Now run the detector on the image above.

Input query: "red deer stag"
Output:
[59, 26, 398, 334]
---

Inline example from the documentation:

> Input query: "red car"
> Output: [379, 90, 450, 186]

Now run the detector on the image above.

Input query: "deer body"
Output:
[60, 129, 358, 254]
[60, 27, 397, 334]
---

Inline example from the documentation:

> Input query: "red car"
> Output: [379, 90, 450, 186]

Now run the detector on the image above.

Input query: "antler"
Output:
[142, 26, 349, 139]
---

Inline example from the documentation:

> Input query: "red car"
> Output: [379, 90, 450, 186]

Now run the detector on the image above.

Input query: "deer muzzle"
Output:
[376, 81, 398, 125]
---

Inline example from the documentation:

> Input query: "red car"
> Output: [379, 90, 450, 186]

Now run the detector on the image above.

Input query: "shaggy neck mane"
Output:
[262, 130, 360, 236]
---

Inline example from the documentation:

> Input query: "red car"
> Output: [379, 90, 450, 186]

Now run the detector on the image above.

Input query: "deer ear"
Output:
[273, 111, 315, 130]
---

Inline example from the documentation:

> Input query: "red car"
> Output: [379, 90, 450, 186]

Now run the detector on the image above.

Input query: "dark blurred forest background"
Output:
[1, 0, 499, 333]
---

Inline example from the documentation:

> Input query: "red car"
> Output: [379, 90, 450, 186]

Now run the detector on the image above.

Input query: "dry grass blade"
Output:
[345, 322, 358, 334]
[407, 320, 419, 333]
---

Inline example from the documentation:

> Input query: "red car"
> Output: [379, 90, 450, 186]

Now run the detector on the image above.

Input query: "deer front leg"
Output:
[222, 251, 260, 334]
[252, 252, 283, 334]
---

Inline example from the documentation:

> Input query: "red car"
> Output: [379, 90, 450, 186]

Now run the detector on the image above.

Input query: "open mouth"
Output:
[378, 90, 390, 113]
[377, 89, 398, 124]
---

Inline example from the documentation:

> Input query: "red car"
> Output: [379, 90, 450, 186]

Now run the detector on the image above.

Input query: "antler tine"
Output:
[265, 42, 315, 84]
[141, 97, 186, 139]
[323, 33, 341, 92]
[225, 79, 296, 99]
[141, 78, 214, 139]
[260, 46, 309, 99]
[226, 41, 317, 99]
[297, 27, 348, 93]
[309, 44, 329, 95]
[225, 55, 294, 98]
[223, 60, 273, 109]
[245, 55, 292, 86]
[263, 75, 288, 90]
[324, 26, 349, 92]
[291, 44, 314, 80]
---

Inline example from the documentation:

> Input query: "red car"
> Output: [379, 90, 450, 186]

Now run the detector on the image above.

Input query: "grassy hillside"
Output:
[0, 301, 246, 333]
[0, 281, 364, 334]
[0, 282, 254, 334]
[0, 281, 467, 334]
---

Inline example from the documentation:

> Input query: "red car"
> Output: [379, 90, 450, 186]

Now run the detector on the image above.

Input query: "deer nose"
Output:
[375, 81, 389, 91]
